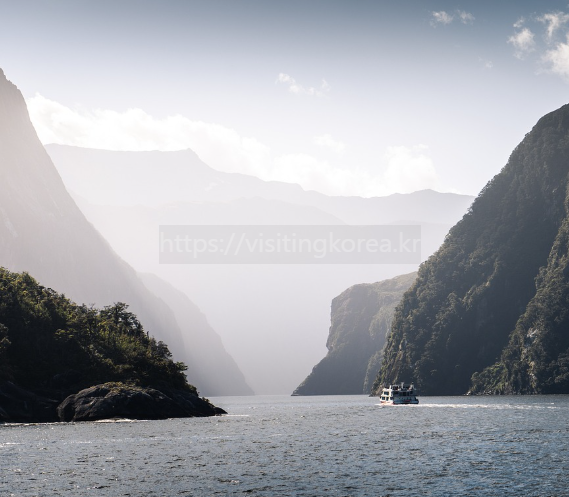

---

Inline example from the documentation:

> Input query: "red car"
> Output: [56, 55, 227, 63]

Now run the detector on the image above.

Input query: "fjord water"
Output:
[2, 395, 568, 496]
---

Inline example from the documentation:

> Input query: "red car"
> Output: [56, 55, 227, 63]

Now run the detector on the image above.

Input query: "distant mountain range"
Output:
[0, 68, 252, 397]
[46, 145, 474, 394]
[374, 103, 569, 396]
[47, 145, 471, 226]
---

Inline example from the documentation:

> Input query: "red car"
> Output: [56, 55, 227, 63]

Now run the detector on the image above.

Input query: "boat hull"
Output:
[380, 399, 419, 405]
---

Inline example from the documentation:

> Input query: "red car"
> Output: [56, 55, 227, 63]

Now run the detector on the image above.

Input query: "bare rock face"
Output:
[57, 383, 226, 422]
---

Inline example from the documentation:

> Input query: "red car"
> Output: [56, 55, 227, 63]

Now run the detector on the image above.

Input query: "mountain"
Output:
[0, 268, 223, 422]
[0, 68, 179, 352]
[46, 144, 473, 227]
[293, 272, 416, 395]
[373, 103, 569, 396]
[0, 68, 250, 397]
[45, 144, 474, 394]
[139, 273, 253, 396]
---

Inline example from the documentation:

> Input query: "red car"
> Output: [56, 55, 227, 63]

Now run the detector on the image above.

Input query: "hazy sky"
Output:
[3, 0, 569, 197]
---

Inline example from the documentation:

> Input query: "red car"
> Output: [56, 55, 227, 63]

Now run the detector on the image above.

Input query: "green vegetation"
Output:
[0, 267, 195, 396]
[374, 103, 569, 395]
[471, 211, 569, 394]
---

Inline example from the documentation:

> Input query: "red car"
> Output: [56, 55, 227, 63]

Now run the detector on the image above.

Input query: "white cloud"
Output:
[276, 73, 330, 97]
[272, 146, 440, 197]
[27, 93, 271, 177]
[478, 57, 493, 69]
[431, 10, 474, 27]
[543, 34, 569, 80]
[431, 11, 453, 26]
[457, 11, 475, 24]
[313, 134, 346, 153]
[508, 10, 569, 82]
[26, 95, 440, 197]
[508, 27, 536, 59]
[383, 146, 440, 194]
[272, 153, 338, 189]
[538, 12, 569, 40]
[271, 154, 371, 197]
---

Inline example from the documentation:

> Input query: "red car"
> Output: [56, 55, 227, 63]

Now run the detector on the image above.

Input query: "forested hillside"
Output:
[374, 104, 569, 395]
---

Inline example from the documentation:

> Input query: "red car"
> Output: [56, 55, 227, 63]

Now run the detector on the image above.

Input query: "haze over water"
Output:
[2, 395, 568, 496]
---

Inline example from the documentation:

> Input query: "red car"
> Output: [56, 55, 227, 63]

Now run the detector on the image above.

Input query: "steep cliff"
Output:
[470, 205, 569, 394]
[293, 273, 416, 395]
[0, 68, 248, 396]
[0, 68, 183, 353]
[374, 103, 569, 395]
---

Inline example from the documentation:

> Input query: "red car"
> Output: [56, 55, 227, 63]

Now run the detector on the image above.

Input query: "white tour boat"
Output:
[379, 382, 419, 405]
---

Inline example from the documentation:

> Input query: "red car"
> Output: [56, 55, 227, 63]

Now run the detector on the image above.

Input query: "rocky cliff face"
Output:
[0, 68, 249, 396]
[293, 273, 416, 395]
[374, 103, 569, 396]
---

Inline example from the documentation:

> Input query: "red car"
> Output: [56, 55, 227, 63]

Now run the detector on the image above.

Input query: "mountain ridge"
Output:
[373, 102, 569, 396]
[46, 144, 473, 226]
[45, 144, 475, 394]
[0, 68, 251, 397]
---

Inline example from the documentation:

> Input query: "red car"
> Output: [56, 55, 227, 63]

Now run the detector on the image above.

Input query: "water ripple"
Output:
[1, 395, 569, 496]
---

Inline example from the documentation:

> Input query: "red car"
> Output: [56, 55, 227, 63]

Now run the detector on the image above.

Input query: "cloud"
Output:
[276, 73, 330, 97]
[431, 11, 453, 26]
[313, 134, 346, 153]
[27, 93, 271, 177]
[272, 153, 339, 189]
[509, 10, 569, 81]
[272, 146, 440, 197]
[26, 94, 440, 197]
[478, 57, 493, 69]
[457, 11, 475, 24]
[508, 27, 536, 59]
[383, 146, 440, 194]
[320, 79, 331, 92]
[430, 10, 474, 27]
[538, 12, 569, 40]
[543, 34, 569, 80]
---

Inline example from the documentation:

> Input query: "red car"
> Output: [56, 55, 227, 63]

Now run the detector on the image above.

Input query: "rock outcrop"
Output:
[293, 273, 416, 395]
[57, 383, 225, 422]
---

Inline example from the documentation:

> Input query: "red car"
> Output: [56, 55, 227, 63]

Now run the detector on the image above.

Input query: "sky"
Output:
[2, 0, 569, 198]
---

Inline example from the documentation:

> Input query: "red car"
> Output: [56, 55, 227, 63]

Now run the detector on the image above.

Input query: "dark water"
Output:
[1, 395, 569, 496]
